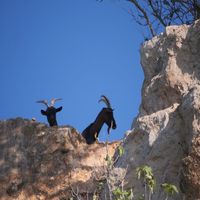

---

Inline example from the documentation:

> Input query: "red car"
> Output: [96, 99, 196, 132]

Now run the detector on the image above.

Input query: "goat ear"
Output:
[56, 106, 63, 112]
[41, 110, 47, 115]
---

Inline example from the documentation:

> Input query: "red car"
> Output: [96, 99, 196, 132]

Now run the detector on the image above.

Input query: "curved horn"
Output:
[36, 100, 49, 107]
[98, 95, 111, 108]
[50, 98, 62, 107]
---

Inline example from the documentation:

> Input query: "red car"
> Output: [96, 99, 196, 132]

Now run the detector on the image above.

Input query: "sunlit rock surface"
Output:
[0, 118, 119, 200]
[115, 20, 200, 200]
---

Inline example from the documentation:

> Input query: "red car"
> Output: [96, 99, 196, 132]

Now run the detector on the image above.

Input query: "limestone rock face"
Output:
[1, 20, 200, 200]
[115, 20, 200, 200]
[0, 118, 119, 200]
[182, 135, 200, 200]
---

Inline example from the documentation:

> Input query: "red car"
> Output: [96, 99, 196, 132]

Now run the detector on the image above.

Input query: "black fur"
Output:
[82, 107, 116, 144]
[41, 106, 62, 127]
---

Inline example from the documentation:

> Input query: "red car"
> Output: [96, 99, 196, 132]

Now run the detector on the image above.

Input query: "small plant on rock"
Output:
[136, 165, 156, 200]
[161, 183, 179, 200]
[113, 187, 133, 200]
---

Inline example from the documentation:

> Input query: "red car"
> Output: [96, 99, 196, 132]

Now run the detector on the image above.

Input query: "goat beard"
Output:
[107, 127, 111, 134]
[107, 121, 114, 134]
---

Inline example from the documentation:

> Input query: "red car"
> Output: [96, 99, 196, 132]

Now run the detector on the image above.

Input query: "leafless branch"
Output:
[99, 0, 200, 36]
[70, 186, 82, 200]
[128, 0, 156, 37]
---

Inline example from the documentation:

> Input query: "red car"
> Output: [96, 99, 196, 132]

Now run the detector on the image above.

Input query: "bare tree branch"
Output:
[127, 0, 156, 37]
[99, 0, 200, 37]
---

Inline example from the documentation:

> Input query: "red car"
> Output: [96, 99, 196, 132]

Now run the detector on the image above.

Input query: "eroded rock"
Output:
[0, 118, 119, 200]
[115, 20, 200, 200]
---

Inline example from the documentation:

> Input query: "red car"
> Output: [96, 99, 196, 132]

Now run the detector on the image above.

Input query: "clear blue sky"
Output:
[0, 0, 144, 142]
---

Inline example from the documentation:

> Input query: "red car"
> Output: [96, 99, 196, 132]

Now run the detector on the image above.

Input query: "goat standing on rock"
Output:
[36, 98, 63, 127]
[82, 95, 117, 144]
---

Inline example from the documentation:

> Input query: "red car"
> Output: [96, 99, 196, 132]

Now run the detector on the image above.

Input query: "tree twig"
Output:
[128, 0, 156, 37]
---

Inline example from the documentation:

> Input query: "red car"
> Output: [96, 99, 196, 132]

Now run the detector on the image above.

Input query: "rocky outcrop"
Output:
[115, 20, 200, 200]
[1, 21, 200, 200]
[0, 118, 119, 200]
[182, 135, 200, 200]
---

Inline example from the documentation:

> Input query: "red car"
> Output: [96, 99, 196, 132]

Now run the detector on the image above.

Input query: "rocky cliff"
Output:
[115, 20, 200, 200]
[0, 118, 119, 200]
[1, 21, 200, 200]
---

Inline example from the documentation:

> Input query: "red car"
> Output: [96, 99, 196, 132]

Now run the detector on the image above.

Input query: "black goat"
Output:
[36, 98, 62, 127]
[82, 95, 116, 144]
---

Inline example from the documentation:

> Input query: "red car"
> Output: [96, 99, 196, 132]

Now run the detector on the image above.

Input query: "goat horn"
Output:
[50, 98, 62, 107]
[36, 100, 49, 107]
[98, 95, 111, 108]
